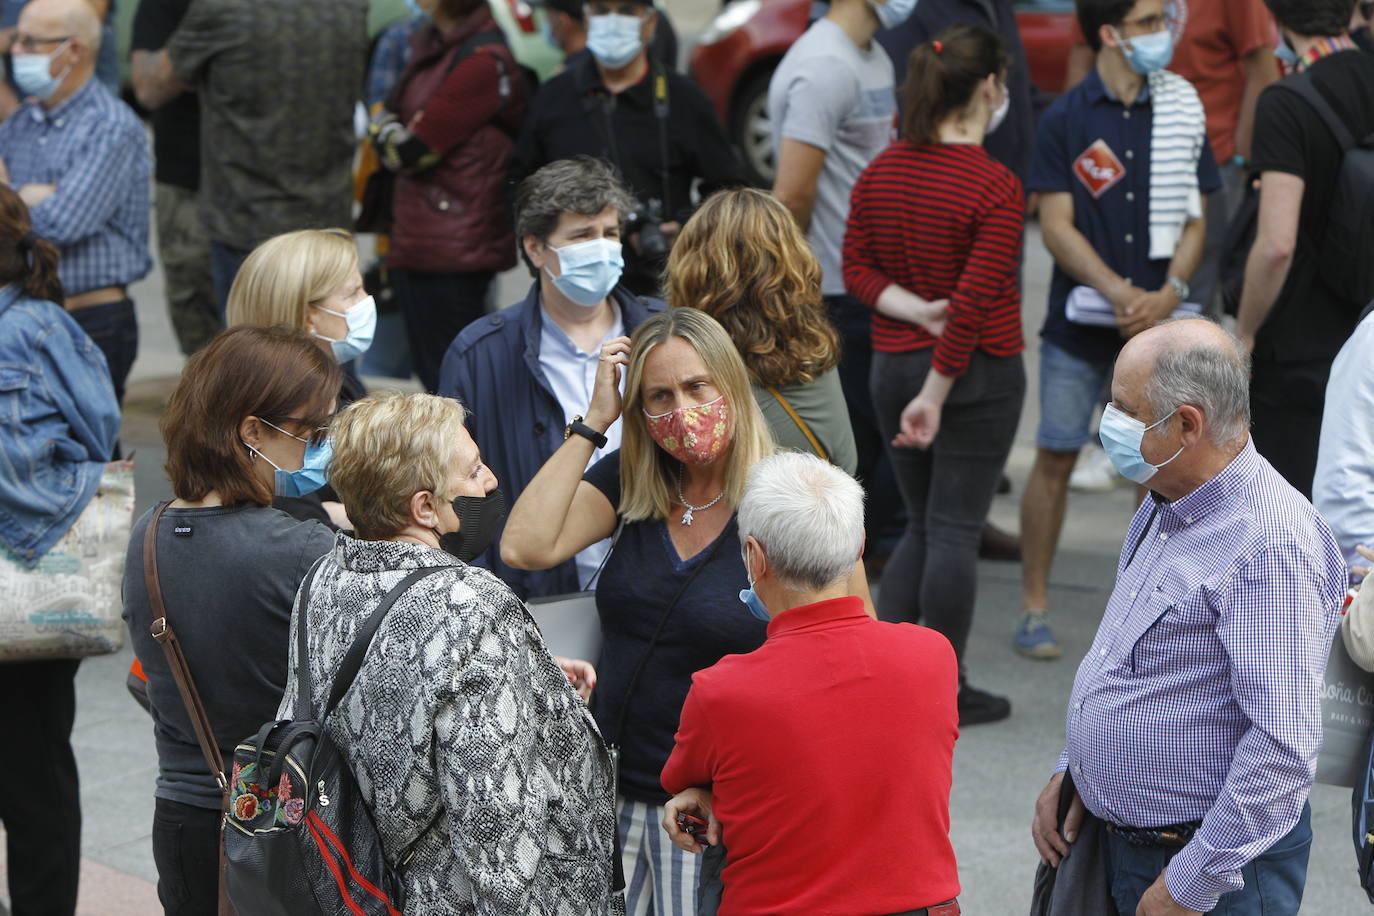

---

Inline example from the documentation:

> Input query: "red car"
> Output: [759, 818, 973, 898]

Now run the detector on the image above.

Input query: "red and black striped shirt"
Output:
[843, 141, 1025, 376]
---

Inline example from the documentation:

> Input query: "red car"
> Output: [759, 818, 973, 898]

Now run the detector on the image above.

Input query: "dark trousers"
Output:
[392, 267, 493, 392]
[151, 796, 223, 916]
[1249, 357, 1331, 499]
[871, 348, 1025, 660]
[210, 241, 251, 320]
[0, 659, 82, 916]
[70, 298, 138, 407]
[824, 294, 905, 548]
[1103, 804, 1311, 914]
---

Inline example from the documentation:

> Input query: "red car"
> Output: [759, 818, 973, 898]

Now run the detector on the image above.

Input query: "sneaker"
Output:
[1069, 445, 1120, 493]
[1014, 611, 1062, 660]
[958, 683, 1012, 726]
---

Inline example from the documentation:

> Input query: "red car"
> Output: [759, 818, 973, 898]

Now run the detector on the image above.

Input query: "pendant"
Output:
[681, 508, 694, 526]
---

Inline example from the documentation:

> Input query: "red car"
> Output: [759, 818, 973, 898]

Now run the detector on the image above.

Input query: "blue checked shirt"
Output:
[0, 78, 151, 296]
[1059, 440, 1346, 912]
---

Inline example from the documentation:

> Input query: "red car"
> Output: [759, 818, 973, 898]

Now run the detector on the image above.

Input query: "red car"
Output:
[690, 0, 1078, 185]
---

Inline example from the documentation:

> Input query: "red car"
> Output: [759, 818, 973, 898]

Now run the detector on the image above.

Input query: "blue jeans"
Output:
[210, 240, 252, 320]
[70, 297, 138, 406]
[1036, 338, 1114, 452]
[1103, 804, 1311, 914]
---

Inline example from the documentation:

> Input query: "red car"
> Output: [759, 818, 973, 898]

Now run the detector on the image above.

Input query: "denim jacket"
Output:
[0, 285, 120, 566]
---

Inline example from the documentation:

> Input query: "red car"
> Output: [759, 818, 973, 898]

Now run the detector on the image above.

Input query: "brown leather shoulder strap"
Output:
[145, 502, 227, 791]
[765, 386, 829, 463]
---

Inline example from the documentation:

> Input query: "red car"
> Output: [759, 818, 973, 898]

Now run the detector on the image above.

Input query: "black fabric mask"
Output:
[1355, 27, 1373, 55]
[437, 489, 506, 562]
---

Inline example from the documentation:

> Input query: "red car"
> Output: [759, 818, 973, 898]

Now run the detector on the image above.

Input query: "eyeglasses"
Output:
[266, 417, 331, 448]
[12, 34, 72, 53]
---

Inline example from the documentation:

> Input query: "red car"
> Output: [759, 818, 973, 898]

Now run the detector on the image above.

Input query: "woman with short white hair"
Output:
[274, 391, 620, 914]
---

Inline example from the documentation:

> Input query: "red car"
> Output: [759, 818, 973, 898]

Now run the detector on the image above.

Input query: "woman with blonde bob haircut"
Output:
[504, 309, 873, 914]
[279, 391, 620, 913]
[226, 229, 375, 406]
[667, 187, 856, 474]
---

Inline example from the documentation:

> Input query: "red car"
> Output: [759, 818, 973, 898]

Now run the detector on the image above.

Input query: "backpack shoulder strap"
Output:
[446, 28, 509, 77]
[1278, 72, 1358, 151]
[294, 554, 332, 718]
[321, 565, 449, 718]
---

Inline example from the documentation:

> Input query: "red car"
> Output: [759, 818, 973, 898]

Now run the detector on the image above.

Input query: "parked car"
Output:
[690, 0, 1076, 186]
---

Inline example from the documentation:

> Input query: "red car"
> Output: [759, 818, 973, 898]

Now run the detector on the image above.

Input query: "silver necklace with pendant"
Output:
[676, 472, 725, 526]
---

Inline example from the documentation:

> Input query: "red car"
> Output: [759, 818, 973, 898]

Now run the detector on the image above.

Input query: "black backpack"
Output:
[222, 561, 445, 915]
[1222, 70, 1374, 313]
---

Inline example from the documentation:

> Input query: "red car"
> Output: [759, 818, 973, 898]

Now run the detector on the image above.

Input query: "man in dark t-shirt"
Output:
[131, 0, 217, 357]
[1238, 0, 1374, 496]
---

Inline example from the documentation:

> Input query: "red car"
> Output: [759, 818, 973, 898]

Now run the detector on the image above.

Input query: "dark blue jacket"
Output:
[437, 281, 664, 599]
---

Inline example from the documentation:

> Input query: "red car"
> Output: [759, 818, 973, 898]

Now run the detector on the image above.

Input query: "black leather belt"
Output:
[1106, 820, 1203, 848]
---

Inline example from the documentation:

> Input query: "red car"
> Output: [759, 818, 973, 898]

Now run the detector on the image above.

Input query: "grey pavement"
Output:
[11, 221, 1361, 914]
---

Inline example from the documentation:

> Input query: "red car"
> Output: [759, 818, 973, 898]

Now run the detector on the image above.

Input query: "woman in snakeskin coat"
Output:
[278, 391, 622, 915]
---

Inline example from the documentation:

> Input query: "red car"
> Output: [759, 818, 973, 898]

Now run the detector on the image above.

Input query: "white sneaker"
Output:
[1070, 446, 1119, 493]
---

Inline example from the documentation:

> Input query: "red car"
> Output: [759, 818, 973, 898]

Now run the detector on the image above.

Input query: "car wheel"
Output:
[730, 68, 777, 188]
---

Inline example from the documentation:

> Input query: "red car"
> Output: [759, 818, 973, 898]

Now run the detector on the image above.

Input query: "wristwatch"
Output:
[1166, 277, 1190, 302]
[564, 415, 608, 449]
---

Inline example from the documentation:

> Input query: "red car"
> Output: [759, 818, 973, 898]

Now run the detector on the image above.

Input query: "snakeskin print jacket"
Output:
[278, 534, 623, 915]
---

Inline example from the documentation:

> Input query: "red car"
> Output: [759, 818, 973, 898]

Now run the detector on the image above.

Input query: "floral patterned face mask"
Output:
[642, 395, 732, 465]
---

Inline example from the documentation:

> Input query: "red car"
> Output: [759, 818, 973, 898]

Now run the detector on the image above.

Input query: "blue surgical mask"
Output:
[244, 419, 333, 498]
[1275, 34, 1301, 68]
[738, 546, 771, 622]
[1099, 403, 1183, 484]
[13, 44, 70, 101]
[1117, 28, 1175, 75]
[311, 294, 377, 364]
[545, 237, 624, 306]
[587, 12, 644, 69]
[405, 0, 428, 19]
[541, 14, 559, 50]
[868, 0, 918, 30]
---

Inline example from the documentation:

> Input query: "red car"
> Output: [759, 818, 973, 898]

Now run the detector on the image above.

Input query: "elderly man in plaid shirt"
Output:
[0, 0, 149, 406]
[1032, 318, 1347, 916]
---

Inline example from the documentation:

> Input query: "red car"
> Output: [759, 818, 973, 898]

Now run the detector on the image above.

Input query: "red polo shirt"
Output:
[661, 596, 960, 916]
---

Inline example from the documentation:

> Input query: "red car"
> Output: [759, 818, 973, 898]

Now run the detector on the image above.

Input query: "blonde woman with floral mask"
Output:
[504, 309, 869, 916]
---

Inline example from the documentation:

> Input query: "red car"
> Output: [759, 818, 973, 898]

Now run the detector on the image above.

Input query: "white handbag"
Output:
[0, 460, 134, 662]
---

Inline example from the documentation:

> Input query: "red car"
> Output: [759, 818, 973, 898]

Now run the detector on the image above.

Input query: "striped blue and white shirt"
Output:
[1059, 439, 1346, 912]
[0, 78, 151, 296]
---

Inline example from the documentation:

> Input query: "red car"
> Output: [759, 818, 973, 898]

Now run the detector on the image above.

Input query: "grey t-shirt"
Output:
[122, 502, 335, 808]
[753, 367, 859, 476]
[768, 18, 896, 296]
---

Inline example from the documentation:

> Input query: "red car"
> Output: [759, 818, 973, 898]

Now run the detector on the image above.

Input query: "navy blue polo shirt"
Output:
[1029, 68, 1221, 366]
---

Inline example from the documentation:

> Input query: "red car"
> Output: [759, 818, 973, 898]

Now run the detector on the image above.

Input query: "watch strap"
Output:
[567, 419, 608, 449]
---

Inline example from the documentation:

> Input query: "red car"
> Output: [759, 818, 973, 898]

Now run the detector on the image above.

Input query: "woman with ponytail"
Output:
[842, 24, 1027, 726]
[0, 187, 120, 913]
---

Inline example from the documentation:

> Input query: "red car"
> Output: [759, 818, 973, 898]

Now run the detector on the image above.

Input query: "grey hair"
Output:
[737, 452, 865, 592]
[1144, 319, 1251, 446]
[514, 156, 636, 276]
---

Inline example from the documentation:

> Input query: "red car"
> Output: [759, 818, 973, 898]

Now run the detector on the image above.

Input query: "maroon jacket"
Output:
[386, 10, 525, 274]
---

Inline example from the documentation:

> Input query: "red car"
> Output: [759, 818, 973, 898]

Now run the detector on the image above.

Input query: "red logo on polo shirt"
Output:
[1074, 139, 1126, 198]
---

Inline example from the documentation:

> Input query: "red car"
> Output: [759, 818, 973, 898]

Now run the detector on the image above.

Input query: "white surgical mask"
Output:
[867, 0, 918, 30]
[310, 294, 377, 363]
[988, 84, 1010, 134]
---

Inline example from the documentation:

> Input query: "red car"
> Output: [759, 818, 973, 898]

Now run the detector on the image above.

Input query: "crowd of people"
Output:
[4, 0, 1374, 913]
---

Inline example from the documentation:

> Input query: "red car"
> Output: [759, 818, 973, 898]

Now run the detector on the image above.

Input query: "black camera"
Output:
[630, 199, 669, 259]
